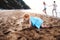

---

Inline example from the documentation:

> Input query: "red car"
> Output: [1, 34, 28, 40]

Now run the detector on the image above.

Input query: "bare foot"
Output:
[41, 24, 50, 28]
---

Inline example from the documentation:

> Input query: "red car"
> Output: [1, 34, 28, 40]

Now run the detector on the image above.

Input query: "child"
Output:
[52, 1, 57, 17]
[23, 14, 50, 29]
[43, 2, 47, 15]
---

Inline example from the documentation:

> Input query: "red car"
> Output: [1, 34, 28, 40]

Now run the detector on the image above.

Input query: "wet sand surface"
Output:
[0, 10, 60, 40]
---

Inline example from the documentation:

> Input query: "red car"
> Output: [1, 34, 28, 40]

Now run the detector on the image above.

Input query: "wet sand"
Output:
[0, 10, 60, 40]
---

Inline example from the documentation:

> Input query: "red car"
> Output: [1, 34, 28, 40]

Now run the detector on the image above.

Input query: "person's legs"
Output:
[45, 10, 47, 15]
[55, 9, 57, 17]
[37, 23, 50, 31]
[43, 8, 47, 15]
[41, 23, 50, 28]
[52, 9, 54, 17]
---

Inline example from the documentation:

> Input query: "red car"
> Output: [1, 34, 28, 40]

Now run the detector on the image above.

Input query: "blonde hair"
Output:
[23, 13, 30, 19]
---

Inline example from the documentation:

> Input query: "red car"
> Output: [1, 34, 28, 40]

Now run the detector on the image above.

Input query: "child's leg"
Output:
[41, 23, 50, 28]
[43, 9, 47, 15]
[45, 10, 47, 15]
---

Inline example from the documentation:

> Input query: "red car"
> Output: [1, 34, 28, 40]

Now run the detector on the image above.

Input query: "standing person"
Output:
[43, 2, 47, 15]
[52, 1, 57, 17]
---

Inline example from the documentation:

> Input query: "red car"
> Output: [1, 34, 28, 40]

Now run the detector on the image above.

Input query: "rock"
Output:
[0, 0, 30, 9]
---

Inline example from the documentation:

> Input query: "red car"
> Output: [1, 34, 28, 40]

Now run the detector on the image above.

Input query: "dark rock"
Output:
[0, 0, 30, 9]
[54, 35, 60, 40]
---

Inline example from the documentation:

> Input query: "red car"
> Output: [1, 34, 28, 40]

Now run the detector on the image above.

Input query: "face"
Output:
[24, 17, 29, 21]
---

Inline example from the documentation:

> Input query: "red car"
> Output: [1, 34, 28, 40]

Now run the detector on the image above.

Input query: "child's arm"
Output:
[29, 20, 31, 27]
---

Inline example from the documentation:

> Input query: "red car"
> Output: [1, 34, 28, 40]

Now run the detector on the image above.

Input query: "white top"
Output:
[53, 3, 57, 9]
[44, 5, 46, 9]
